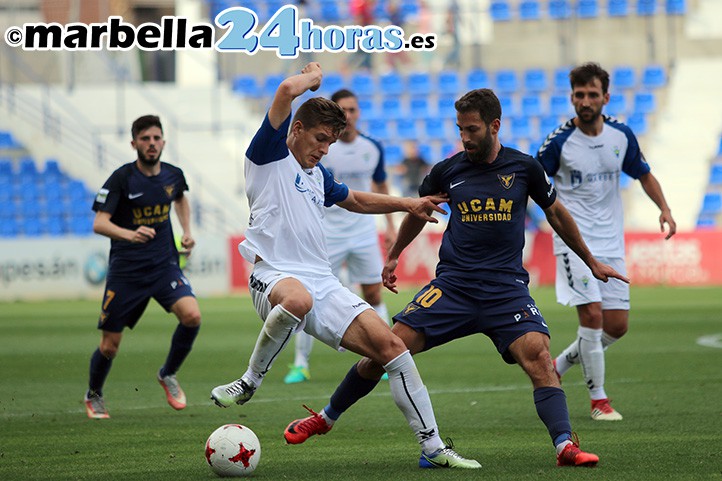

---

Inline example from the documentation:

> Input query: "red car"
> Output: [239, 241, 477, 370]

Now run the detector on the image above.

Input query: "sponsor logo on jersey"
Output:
[128, 192, 144, 199]
[571, 169, 583, 189]
[164, 185, 175, 198]
[95, 188, 109, 203]
[294, 173, 309, 193]
[498, 173, 515, 190]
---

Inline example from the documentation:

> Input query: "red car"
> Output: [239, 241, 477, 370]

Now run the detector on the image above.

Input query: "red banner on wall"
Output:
[228, 231, 722, 290]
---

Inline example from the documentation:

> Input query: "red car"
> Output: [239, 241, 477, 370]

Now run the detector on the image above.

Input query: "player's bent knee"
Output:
[279, 297, 312, 319]
[180, 311, 201, 327]
[99, 345, 118, 359]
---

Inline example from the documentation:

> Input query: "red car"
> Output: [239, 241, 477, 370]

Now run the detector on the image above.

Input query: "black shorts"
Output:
[393, 274, 550, 364]
[97, 265, 195, 332]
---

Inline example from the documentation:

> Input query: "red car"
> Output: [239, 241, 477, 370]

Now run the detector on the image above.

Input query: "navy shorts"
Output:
[97, 265, 195, 332]
[393, 274, 550, 364]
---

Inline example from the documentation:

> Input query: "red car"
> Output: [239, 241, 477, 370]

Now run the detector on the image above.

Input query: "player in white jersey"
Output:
[284, 88, 396, 384]
[210, 63, 480, 469]
[536, 62, 676, 421]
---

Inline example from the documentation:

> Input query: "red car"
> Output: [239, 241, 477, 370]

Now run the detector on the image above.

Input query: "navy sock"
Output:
[327, 363, 381, 420]
[533, 386, 573, 444]
[160, 324, 200, 377]
[88, 348, 113, 396]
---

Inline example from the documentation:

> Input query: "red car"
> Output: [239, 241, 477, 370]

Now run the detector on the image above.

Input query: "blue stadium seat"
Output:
[383, 144, 403, 166]
[18, 158, 38, 178]
[0, 199, 16, 218]
[66, 180, 88, 201]
[379, 72, 405, 96]
[666, 0, 686, 15]
[612, 66, 636, 89]
[43, 159, 62, 180]
[701, 192, 722, 214]
[540, 115, 562, 135]
[437, 71, 460, 96]
[529, 136, 547, 155]
[400, 0, 420, 18]
[511, 116, 532, 139]
[440, 142, 457, 158]
[490, 1, 512, 21]
[608, 0, 629, 16]
[418, 143, 435, 163]
[549, 0, 572, 19]
[407, 72, 432, 96]
[437, 96, 457, 119]
[321, 72, 346, 96]
[553, 67, 572, 92]
[381, 97, 404, 119]
[319, 0, 342, 22]
[519, 1, 541, 21]
[357, 97, 378, 119]
[634, 91, 656, 114]
[21, 217, 43, 237]
[0, 131, 21, 149]
[262, 74, 285, 97]
[606, 93, 627, 116]
[0, 218, 19, 237]
[396, 119, 417, 140]
[637, 0, 657, 16]
[498, 95, 515, 116]
[68, 215, 94, 236]
[495, 70, 518, 94]
[424, 118, 447, 140]
[524, 68, 547, 92]
[696, 216, 716, 229]
[0, 185, 11, 204]
[409, 97, 432, 119]
[521, 94, 543, 116]
[550, 95, 572, 116]
[350, 72, 374, 97]
[467, 69, 490, 89]
[577, 0, 599, 18]
[709, 164, 722, 186]
[45, 215, 66, 236]
[626, 112, 648, 135]
[19, 182, 39, 202]
[368, 119, 390, 141]
[45, 197, 65, 216]
[232, 75, 261, 98]
[642, 65, 666, 89]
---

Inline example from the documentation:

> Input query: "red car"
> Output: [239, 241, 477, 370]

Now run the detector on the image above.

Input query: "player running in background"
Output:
[210, 63, 480, 469]
[284, 88, 396, 384]
[536, 62, 676, 421]
[84, 115, 201, 419]
[283, 88, 629, 467]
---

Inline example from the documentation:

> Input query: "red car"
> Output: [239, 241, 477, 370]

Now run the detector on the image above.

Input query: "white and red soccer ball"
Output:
[205, 424, 261, 477]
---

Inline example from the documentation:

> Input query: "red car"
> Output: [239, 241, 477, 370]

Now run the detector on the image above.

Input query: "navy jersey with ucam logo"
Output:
[536, 116, 650, 258]
[419, 146, 556, 283]
[92, 162, 188, 278]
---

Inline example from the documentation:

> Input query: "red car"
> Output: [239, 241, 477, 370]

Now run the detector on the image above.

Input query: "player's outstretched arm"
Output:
[543, 200, 630, 284]
[268, 62, 322, 130]
[93, 211, 156, 243]
[638, 172, 676, 240]
[337, 190, 448, 223]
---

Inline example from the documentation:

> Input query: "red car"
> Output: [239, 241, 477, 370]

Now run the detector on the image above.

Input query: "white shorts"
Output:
[326, 236, 384, 286]
[555, 253, 630, 310]
[248, 261, 372, 350]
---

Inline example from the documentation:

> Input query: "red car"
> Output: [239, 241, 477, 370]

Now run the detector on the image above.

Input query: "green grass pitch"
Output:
[1, 286, 720, 480]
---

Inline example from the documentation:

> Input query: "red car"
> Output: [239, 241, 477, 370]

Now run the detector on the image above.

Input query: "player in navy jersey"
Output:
[83, 115, 201, 419]
[283, 88, 396, 385]
[536, 63, 676, 421]
[284, 88, 630, 468]
[210, 63, 480, 468]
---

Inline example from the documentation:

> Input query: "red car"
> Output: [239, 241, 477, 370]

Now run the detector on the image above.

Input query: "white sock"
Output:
[556, 329, 621, 375]
[384, 350, 444, 454]
[246, 305, 302, 388]
[293, 331, 314, 369]
[577, 326, 607, 400]
[372, 303, 390, 325]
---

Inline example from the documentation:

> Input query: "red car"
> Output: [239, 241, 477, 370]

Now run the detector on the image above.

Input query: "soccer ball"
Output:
[205, 424, 261, 477]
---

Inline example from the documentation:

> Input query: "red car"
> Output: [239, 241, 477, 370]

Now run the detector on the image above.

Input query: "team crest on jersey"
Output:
[498, 173, 515, 190]
[164, 185, 175, 198]
[612, 146, 620, 158]
[403, 303, 420, 315]
[294, 173, 309, 193]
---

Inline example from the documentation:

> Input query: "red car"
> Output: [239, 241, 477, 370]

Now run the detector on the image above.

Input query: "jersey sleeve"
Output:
[620, 127, 651, 179]
[368, 137, 387, 184]
[319, 163, 349, 206]
[173, 166, 189, 199]
[245, 113, 291, 165]
[526, 156, 557, 209]
[92, 167, 126, 214]
[535, 135, 562, 176]
[418, 161, 444, 197]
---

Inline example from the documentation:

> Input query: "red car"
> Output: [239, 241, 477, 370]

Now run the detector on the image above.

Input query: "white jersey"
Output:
[322, 133, 386, 245]
[536, 116, 650, 257]
[239, 113, 350, 277]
